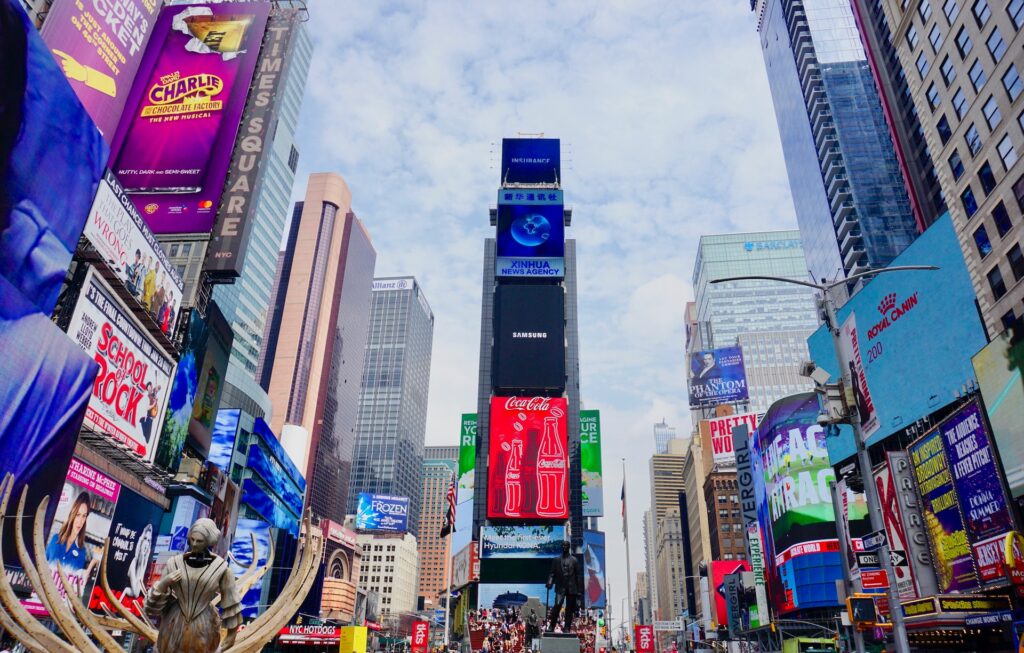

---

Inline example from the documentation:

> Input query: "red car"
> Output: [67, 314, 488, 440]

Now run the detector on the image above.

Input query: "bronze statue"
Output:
[145, 518, 242, 653]
[546, 541, 582, 632]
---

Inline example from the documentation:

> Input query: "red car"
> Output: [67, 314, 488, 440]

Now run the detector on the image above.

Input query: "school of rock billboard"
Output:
[67, 267, 175, 457]
[487, 396, 568, 520]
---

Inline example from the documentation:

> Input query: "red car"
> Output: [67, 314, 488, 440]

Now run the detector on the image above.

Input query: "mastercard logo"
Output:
[144, 203, 159, 214]
[199, 200, 214, 209]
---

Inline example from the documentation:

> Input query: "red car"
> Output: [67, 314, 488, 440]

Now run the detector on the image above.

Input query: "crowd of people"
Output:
[467, 607, 603, 653]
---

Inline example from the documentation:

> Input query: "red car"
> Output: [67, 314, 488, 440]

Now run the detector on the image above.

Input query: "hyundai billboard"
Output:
[495, 189, 565, 278]
[493, 284, 565, 391]
[480, 525, 565, 559]
[688, 346, 749, 407]
[500, 138, 560, 185]
[355, 493, 410, 533]
[109, 2, 270, 234]
[807, 214, 987, 462]
[488, 396, 568, 520]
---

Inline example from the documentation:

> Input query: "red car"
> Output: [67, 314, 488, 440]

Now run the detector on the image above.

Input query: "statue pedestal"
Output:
[537, 633, 580, 653]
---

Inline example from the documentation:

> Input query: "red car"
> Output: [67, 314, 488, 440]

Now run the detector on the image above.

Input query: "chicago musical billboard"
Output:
[488, 396, 568, 520]
[495, 189, 565, 278]
[492, 284, 565, 391]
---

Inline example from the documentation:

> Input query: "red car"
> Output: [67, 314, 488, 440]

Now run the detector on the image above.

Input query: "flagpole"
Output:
[622, 458, 634, 651]
[443, 530, 452, 649]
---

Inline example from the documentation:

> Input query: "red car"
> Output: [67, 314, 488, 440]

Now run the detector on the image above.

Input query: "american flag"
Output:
[439, 469, 457, 538]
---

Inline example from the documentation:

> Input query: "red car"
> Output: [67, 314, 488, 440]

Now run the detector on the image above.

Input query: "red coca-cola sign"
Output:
[635, 625, 655, 653]
[488, 396, 568, 520]
[411, 620, 430, 653]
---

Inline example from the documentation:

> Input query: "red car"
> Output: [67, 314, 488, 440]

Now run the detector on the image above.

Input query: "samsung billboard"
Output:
[355, 493, 409, 533]
[500, 138, 560, 185]
[493, 285, 565, 391]
[496, 190, 565, 278]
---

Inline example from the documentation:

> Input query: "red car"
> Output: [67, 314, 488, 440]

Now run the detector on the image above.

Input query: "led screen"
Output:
[492, 284, 565, 391]
[688, 346, 748, 407]
[355, 493, 410, 533]
[495, 189, 564, 278]
[500, 138, 560, 185]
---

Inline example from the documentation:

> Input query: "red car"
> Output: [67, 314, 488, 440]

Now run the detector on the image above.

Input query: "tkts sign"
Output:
[635, 625, 655, 653]
[411, 621, 429, 653]
[488, 396, 568, 520]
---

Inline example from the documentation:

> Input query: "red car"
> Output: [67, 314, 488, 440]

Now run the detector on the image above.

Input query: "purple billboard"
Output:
[40, 0, 160, 141]
[109, 2, 269, 234]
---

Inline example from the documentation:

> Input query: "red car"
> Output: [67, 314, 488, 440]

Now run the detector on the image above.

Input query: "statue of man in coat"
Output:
[546, 541, 583, 633]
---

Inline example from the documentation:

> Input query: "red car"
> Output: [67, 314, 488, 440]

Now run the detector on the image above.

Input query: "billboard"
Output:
[634, 625, 655, 653]
[67, 267, 175, 457]
[495, 189, 565, 278]
[583, 530, 606, 608]
[480, 525, 565, 558]
[458, 414, 477, 503]
[839, 313, 879, 441]
[40, 0, 160, 140]
[701, 411, 760, 467]
[83, 170, 184, 337]
[207, 8, 301, 276]
[909, 426, 979, 592]
[492, 284, 565, 390]
[807, 213, 987, 462]
[580, 410, 603, 517]
[487, 396, 568, 520]
[711, 561, 748, 626]
[2, 1, 108, 316]
[451, 541, 479, 588]
[355, 493, 410, 532]
[209, 408, 241, 471]
[154, 309, 208, 470]
[972, 324, 1024, 500]
[688, 347, 749, 407]
[477, 583, 548, 610]
[411, 621, 429, 653]
[188, 301, 232, 458]
[109, 2, 270, 234]
[500, 138, 560, 185]
[872, 457, 920, 600]
[228, 518, 271, 617]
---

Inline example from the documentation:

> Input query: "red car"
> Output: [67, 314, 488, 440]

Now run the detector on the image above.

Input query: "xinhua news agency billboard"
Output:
[496, 189, 565, 278]
[355, 493, 410, 533]
[807, 213, 987, 462]
[580, 410, 603, 517]
[109, 2, 270, 234]
[500, 138, 560, 185]
[688, 346, 748, 407]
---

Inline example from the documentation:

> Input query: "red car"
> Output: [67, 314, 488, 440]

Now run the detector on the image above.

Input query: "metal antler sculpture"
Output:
[0, 473, 324, 653]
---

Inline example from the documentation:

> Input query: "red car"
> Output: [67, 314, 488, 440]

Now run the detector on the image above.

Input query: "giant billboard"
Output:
[688, 346, 749, 407]
[458, 414, 477, 503]
[109, 2, 270, 234]
[500, 138, 560, 185]
[480, 525, 565, 558]
[700, 411, 761, 468]
[154, 309, 208, 470]
[355, 493, 410, 533]
[67, 267, 175, 457]
[40, 0, 160, 140]
[495, 189, 565, 278]
[580, 410, 603, 517]
[583, 530, 607, 609]
[188, 301, 232, 458]
[492, 284, 565, 391]
[972, 324, 1024, 501]
[807, 214, 987, 462]
[451, 541, 479, 589]
[488, 396, 569, 520]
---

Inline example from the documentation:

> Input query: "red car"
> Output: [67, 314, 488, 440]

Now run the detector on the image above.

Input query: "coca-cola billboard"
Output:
[488, 396, 568, 520]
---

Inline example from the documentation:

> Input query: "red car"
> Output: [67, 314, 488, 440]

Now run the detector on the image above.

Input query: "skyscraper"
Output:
[649, 438, 689, 620]
[347, 277, 435, 537]
[753, 0, 920, 283]
[417, 447, 457, 610]
[653, 419, 676, 455]
[264, 173, 377, 523]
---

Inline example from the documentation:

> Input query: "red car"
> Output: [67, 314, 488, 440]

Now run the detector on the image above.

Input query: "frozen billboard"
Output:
[688, 346, 748, 407]
[580, 409, 603, 517]
[109, 2, 270, 234]
[355, 493, 410, 533]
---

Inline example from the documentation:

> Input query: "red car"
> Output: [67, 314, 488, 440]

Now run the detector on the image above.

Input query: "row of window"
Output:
[917, 23, 1010, 77]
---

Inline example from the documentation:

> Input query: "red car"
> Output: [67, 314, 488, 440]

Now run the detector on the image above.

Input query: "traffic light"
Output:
[846, 595, 877, 626]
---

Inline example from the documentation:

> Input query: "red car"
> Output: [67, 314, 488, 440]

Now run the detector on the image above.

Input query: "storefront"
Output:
[901, 595, 1014, 650]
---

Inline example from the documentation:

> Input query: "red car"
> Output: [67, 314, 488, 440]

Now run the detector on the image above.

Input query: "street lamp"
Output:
[710, 265, 938, 653]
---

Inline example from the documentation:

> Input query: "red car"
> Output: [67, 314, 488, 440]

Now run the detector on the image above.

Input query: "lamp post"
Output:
[710, 265, 938, 653]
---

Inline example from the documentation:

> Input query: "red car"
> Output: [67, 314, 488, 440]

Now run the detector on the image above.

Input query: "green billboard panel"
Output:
[580, 409, 603, 517]
[458, 414, 477, 503]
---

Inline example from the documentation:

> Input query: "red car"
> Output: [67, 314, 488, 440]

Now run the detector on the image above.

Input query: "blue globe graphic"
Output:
[510, 213, 551, 247]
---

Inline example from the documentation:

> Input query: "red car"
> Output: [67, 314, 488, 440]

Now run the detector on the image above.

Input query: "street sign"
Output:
[889, 549, 907, 568]
[653, 620, 684, 631]
[433, 609, 446, 623]
[861, 569, 889, 590]
[856, 552, 880, 567]
[862, 529, 887, 551]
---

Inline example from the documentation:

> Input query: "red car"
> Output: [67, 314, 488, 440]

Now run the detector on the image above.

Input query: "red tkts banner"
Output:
[488, 396, 568, 520]
[635, 625, 655, 653]
[411, 620, 429, 653]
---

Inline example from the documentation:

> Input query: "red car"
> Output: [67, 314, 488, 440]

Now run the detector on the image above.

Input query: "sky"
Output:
[294, 0, 797, 622]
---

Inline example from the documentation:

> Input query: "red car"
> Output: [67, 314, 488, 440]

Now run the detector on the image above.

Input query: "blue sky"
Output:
[293, 0, 797, 618]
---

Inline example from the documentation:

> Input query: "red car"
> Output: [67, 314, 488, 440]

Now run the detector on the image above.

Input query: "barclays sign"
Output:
[744, 240, 800, 252]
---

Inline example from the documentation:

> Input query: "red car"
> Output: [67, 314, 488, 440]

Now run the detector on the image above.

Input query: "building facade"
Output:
[642, 509, 658, 619]
[417, 447, 457, 609]
[648, 439, 689, 620]
[681, 435, 712, 622]
[264, 173, 377, 523]
[357, 533, 420, 617]
[753, 0, 920, 283]
[653, 419, 676, 455]
[347, 277, 435, 538]
[876, 0, 1024, 335]
[703, 472, 746, 562]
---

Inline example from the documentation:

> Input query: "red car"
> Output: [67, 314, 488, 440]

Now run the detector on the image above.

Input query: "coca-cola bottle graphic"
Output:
[502, 439, 523, 516]
[536, 414, 566, 517]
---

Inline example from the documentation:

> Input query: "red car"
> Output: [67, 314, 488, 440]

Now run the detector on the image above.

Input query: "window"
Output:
[962, 185, 980, 215]
[1010, 244, 1024, 280]
[949, 149, 966, 178]
[938, 114, 953, 143]
[975, 225, 994, 257]
[1010, 0, 1024, 28]
[927, 82, 941, 110]
[920, 0, 933, 20]
[1003, 65, 1022, 101]
[998, 134, 1018, 169]
[956, 27, 974, 58]
[983, 96, 1002, 129]
[987, 28, 1007, 62]
[972, 0, 991, 26]
[988, 265, 1008, 298]
[929, 24, 944, 50]
[994, 201, 1013, 235]
[969, 59, 987, 90]
[966, 122, 982, 154]
[907, 24, 920, 49]
[941, 55, 957, 85]
[979, 161, 997, 194]
[917, 51, 931, 77]
[953, 88, 968, 118]
[945, 0, 961, 21]
[168, 244, 179, 257]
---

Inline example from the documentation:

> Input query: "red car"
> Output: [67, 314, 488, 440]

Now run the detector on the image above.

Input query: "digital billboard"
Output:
[700, 411, 761, 467]
[451, 541, 479, 588]
[154, 309, 208, 470]
[2, 1, 108, 316]
[688, 346, 748, 407]
[583, 530, 606, 608]
[492, 284, 565, 391]
[495, 189, 565, 278]
[711, 560, 749, 626]
[355, 493, 410, 532]
[229, 518, 271, 617]
[188, 301, 232, 458]
[40, 0, 160, 140]
[458, 414, 477, 503]
[500, 138, 560, 185]
[67, 267, 175, 457]
[807, 213, 987, 462]
[972, 324, 1024, 501]
[209, 408, 241, 471]
[477, 583, 548, 610]
[580, 410, 603, 517]
[109, 2, 270, 234]
[488, 396, 568, 520]
[83, 170, 184, 337]
[480, 525, 565, 558]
